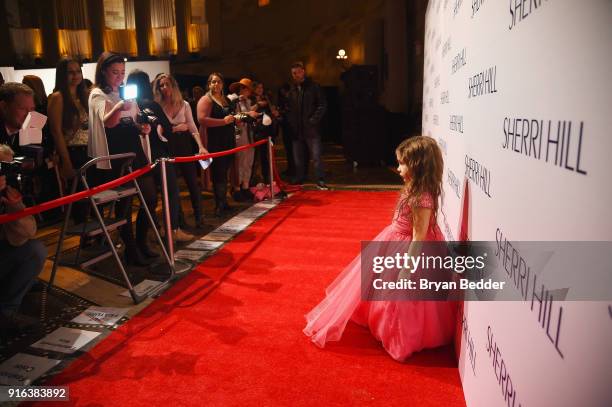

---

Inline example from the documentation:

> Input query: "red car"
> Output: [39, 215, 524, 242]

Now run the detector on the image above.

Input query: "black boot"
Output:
[241, 187, 254, 201]
[194, 215, 207, 230]
[138, 243, 159, 258]
[135, 209, 159, 258]
[124, 244, 150, 266]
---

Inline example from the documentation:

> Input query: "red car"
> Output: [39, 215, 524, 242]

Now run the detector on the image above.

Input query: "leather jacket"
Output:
[286, 78, 327, 140]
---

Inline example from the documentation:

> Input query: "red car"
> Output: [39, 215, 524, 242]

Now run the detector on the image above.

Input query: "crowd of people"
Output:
[0, 54, 328, 335]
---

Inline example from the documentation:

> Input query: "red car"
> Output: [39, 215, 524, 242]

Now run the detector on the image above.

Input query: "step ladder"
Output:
[48, 153, 175, 304]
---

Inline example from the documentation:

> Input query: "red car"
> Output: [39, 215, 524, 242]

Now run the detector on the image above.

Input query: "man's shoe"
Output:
[173, 228, 194, 243]
[316, 180, 330, 190]
[0, 310, 43, 335]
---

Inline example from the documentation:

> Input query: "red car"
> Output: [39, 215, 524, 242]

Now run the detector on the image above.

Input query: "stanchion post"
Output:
[268, 137, 274, 200]
[160, 158, 175, 267]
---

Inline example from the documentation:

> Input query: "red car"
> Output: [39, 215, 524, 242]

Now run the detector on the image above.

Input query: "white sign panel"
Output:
[31, 328, 101, 354]
[71, 306, 129, 326]
[0, 354, 60, 386]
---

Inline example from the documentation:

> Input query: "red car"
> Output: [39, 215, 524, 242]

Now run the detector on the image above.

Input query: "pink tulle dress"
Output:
[304, 193, 458, 361]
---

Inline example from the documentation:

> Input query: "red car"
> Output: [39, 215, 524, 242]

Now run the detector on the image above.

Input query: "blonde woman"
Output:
[153, 73, 208, 228]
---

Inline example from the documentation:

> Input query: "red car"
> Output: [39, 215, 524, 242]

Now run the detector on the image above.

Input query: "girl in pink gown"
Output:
[304, 136, 458, 361]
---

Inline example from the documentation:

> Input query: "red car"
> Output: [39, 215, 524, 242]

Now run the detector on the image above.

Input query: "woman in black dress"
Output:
[125, 70, 193, 251]
[196, 72, 236, 217]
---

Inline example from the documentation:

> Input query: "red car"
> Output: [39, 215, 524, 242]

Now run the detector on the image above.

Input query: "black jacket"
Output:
[286, 78, 327, 140]
[0, 117, 21, 154]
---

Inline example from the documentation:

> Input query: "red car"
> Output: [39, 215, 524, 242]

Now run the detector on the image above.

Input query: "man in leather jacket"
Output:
[286, 62, 328, 189]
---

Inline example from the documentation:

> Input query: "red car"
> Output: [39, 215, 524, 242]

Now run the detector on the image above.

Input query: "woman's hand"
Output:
[223, 115, 235, 124]
[173, 123, 189, 133]
[119, 100, 133, 111]
[198, 146, 209, 155]
[247, 111, 259, 119]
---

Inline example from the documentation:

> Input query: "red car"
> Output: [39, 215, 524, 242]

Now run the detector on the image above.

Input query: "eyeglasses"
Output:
[210, 80, 222, 84]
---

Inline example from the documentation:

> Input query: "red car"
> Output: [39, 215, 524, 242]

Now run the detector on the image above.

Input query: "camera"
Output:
[136, 108, 159, 125]
[0, 159, 29, 192]
[233, 112, 260, 125]
[0, 160, 22, 178]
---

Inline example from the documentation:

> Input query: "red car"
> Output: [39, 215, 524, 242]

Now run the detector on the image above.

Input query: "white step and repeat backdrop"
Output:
[422, 1, 612, 406]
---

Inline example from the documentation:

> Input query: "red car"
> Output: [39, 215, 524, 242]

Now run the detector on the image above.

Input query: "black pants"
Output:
[135, 173, 157, 250]
[0, 239, 46, 313]
[169, 132, 202, 223]
[252, 143, 271, 184]
[91, 166, 137, 249]
[281, 123, 296, 176]
[135, 163, 181, 245]
[176, 161, 202, 222]
[210, 155, 233, 208]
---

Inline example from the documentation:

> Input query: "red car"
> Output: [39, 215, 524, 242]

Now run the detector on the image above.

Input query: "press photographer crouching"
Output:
[0, 82, 55, 215]
[0, 144, 46, 335]
[0, 82, 35, 153]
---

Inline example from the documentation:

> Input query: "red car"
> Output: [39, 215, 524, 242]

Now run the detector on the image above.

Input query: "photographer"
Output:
[0, 82, 35, 154]
[0, 144, 46, 334]
[228, 78, 258, 201]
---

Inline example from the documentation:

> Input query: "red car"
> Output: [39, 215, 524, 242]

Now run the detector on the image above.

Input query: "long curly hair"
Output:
[395, 136, 444, 223]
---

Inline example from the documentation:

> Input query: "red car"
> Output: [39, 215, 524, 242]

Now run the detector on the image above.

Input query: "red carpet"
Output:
[35, 191, 466, 406]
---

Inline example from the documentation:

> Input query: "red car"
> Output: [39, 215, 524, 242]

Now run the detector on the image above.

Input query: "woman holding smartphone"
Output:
[88, 52, 150, 266]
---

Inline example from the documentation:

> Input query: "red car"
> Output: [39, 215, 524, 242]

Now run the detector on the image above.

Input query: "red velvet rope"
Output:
[0, 140, 270, 225]
[0, 165, 153, 225]
[172, 139, 268, 163]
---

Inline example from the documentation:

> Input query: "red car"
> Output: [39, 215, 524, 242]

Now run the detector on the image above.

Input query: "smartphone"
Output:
[119, 84, 138, 100]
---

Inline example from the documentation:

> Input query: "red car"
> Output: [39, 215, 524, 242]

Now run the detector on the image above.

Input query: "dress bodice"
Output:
[390, 193, 441, 239]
